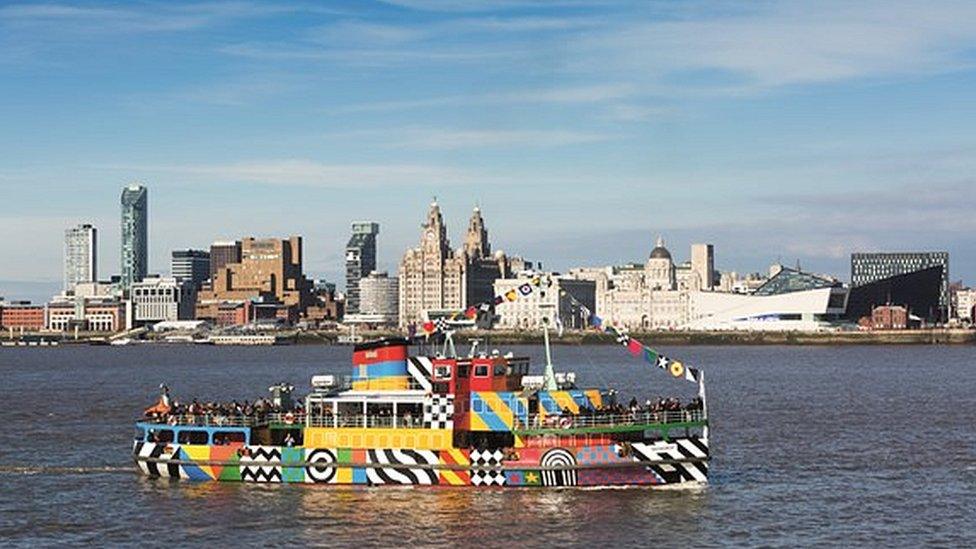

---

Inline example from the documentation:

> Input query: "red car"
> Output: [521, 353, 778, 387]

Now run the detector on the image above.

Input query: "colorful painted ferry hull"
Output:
[134, 337, 710, 488]
[132, 437, 709, 487]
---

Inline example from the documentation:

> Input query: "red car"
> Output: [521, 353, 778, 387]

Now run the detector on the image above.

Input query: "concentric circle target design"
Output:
[305, 449, 337, 483]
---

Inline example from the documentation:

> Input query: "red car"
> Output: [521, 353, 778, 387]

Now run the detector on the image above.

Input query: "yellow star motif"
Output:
[525, 471, 540, 484]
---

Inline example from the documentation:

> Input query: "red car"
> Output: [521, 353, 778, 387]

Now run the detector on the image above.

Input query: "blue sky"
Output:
[2, 0, 975, 301]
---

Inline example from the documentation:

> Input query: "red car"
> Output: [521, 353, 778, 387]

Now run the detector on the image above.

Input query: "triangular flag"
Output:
[627, 338, 643, 356]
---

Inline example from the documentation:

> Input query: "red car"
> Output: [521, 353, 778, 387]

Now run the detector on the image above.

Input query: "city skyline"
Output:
[2, 1, 976, 295]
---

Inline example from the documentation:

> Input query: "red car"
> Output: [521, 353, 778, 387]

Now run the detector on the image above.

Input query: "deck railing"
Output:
[142, 409, 704, 431]
[517, 409, 704, 431]
[141, 414, 266, 427]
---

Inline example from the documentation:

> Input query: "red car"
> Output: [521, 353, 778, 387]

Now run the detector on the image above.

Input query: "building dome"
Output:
[649, 235, 671, 260]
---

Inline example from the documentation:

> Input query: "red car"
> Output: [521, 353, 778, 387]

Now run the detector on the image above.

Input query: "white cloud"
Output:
[0, 2, 308, 33]
[571, 0, 976, 94]
[390, 128, 613, 149]
[90, 159, 481, 188]
[332, 83, 635, 113]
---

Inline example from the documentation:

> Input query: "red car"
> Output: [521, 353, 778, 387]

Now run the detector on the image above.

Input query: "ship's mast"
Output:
[541, 303, 557, 391]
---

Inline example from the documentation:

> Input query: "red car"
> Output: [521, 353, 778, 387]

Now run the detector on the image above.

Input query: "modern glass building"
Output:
[345, 222, 379, 315]
[63, 223, 97, 291]
[171, 249, 211, 290]
[753, 267, 841, 297]
[851, 252, 949, 321]
[120, 184, 148, 291]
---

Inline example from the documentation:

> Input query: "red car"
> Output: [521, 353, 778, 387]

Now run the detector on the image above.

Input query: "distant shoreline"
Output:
[307, 329, 976, 346]
[7, 328, 973, 347]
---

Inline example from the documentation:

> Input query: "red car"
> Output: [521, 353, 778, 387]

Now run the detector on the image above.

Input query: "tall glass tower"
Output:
[345, 222, 379, 315]
[120, 184, 148, 291]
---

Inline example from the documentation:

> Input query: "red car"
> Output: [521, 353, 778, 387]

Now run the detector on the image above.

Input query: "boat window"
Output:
[178, 430, 209, 445]
[213, 431, 245, 445]
[493, 364, 507, 376]
[474, 365, 489, 377]
[457, 364, 469, 378]
[152, 429, 174, 443]
[435, 365, 451, 379]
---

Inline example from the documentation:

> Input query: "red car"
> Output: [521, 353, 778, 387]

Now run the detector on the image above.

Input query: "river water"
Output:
[0, 344, 974, 547]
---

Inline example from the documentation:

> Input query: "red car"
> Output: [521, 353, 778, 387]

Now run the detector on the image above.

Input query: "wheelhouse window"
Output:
[434, 365, 451, 379]
[474, 365, 489, 377]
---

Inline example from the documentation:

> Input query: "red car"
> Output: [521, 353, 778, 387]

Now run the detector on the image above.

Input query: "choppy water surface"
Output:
[1, 344, 974, 547]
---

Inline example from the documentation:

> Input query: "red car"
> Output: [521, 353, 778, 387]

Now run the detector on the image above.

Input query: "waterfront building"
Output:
[398, 202, 466, 326]
[864, 305, 910, 330]
[492, 273, 596, 330]
[63, 224, 97, 292]
[120, 184, 148, 291]
[131, 276, 195, 326]
[209, 241, 242, 283]
[845, 266, 944, 324]
[345, 222, 379, 315]
[953, 288, 976, 321]
[851, 251, 949, 321]
[0, 302, 46, 332]
[398, 203, 528, 327]
[685, 267, 848, 331]
[304, 281, 344, 327]
[196, 236, 312, 324]
[171, 249, 211, 290]
[344, 271, 398, 326]
[47, 299, 125, 332]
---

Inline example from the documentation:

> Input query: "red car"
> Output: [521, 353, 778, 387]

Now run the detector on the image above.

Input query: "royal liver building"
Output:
[398, 201, 528, 327]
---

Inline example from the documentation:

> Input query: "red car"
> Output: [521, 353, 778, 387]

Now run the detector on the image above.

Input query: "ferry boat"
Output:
[133, 334, 709, 488]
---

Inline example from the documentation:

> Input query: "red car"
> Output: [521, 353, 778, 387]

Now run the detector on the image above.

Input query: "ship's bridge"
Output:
[305, 390, 430, 429]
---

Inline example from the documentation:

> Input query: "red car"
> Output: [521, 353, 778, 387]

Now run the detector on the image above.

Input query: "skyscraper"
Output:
[64, 223, 97, 292]
[171, 249, 211, 290]
[345, 222, 379, 315]
[120, 184, 148, 290]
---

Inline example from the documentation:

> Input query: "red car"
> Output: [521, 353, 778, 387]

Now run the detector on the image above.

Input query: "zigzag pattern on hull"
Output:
[629, 438, 709, 484]
[365, 449, 439, 485]
[240, 446, 282, 483]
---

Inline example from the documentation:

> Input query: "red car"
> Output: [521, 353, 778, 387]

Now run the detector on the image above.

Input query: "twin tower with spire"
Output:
[398, 200, 531, 327]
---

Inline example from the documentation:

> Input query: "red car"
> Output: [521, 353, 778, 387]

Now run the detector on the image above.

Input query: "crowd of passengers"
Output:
[145, 396, 305, 425]
[535, 396, 704, 427]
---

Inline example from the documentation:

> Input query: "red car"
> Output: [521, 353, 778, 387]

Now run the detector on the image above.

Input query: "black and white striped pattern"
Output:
[540, 448, 577, 487]
[629, 438, 709, 484]
[240, 446, 282, 483]
[407, 356, 434, 391]
[132, 441, 186, 479]
[469, 449, 505, 486]
[365, 449, 439, 485]
[423, 394, 454, 429]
